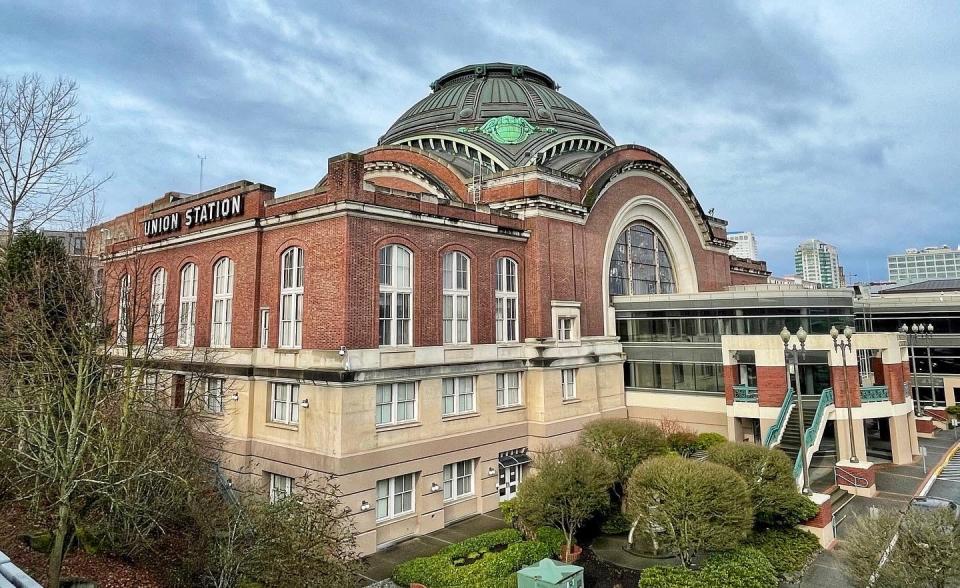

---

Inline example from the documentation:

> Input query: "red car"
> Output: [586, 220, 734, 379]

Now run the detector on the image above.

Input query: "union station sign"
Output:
[143, 194, 244, 238]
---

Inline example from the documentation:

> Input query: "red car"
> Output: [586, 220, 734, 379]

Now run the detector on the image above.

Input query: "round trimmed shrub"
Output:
[696, 432, 727, 450]
[745, 528, 821, 579]
[666, 431, 700, 457]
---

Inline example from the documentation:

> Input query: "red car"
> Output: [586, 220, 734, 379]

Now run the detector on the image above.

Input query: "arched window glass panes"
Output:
[117, 274, 131, 346]
[495, 257, 519, 342]
[211, 258, 235, 347]
[378, 245, 413, 346]
[609, 223, 676, 296]
[178, 263, 198, 346]
[279, 248, 304, 348]
[148, 268, 166, 349]
[442, 251, 470, 344]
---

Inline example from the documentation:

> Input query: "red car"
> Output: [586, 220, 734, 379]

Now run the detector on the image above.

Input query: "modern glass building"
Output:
[887, 246, 960, 284]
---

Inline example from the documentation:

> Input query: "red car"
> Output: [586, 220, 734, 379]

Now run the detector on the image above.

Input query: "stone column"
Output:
[834, 417, 868, 463]
[888, 414, 915, 465]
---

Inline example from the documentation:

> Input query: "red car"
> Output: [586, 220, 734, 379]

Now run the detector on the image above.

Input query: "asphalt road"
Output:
[928, 443, 960, 503]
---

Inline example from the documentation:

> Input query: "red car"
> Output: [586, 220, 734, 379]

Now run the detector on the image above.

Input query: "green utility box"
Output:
[517, 558, 584, 588]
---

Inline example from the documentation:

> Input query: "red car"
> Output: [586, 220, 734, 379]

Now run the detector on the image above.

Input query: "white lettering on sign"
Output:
[143, 194, 244, 238]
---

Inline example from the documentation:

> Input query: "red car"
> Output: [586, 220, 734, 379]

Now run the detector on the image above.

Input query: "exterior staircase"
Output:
[768, 390, 837, 490]
[777, 396, 824, 466]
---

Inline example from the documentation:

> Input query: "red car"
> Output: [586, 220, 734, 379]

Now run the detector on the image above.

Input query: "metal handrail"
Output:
[860, 385, 889, 403]
[763, 387, 795, 447]
[733, 384, 758, 402]
[793, 388, 835, 480]
[836, 466, 868, 488]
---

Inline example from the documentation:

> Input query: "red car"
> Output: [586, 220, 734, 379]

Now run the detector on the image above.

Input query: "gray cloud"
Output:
[1, 0, 958, 280]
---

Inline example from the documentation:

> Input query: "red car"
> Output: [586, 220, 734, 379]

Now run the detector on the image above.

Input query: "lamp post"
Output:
[781, 325, 812, 495]
[831, 325, 859, 463]
[901, 323, 935, 415]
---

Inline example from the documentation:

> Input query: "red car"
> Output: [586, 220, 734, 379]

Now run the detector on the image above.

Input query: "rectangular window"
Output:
[443, 459, 474, 501]
[558, 317, 575, 341]
[259, 309, 269, 348]
[496, 372, 521, 408]
[441, 376, 475, 416]
[269, 473, 293, 503]
[206, 378, 225, 413]
[561, 368, 577, 400]
[271, 382, 300, 425]
[375, 382, 417, 426]
[376, 473, 415, 520]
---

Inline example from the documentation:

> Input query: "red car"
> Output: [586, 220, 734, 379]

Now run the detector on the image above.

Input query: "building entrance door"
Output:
[499, 464, 522, 501]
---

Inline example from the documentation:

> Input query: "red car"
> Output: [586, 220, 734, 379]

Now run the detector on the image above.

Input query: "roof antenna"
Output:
[198, 154, 207, 193]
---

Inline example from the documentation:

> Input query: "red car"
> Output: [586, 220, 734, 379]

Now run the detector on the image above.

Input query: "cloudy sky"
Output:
[1, 1, 957, 279]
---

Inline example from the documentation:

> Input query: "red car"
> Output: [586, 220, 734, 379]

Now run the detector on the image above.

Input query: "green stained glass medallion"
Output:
[458, 115, 556, 145]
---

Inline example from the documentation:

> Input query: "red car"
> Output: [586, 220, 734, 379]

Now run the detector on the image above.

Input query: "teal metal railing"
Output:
[793, 388, 835, 480]
[763, 388, 795, 448]
[733, 384, 758, 402]
[860, 385, 889, 403]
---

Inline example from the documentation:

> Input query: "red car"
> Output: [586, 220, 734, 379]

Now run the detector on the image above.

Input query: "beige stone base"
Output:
[918, 431, 938, 439]
[800, 521, 837, 550]
[839, 483, 878, 497]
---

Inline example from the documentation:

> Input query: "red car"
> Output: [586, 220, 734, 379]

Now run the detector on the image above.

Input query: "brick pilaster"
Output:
[757, 365, 788, 407]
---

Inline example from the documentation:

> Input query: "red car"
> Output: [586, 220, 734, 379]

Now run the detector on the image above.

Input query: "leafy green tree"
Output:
[513, 445, 614, 555]
[579, 418, 666, 504]
[840, 507, 960, 588]
[707, 441, 817, 528]
[626, 456, 753, 568]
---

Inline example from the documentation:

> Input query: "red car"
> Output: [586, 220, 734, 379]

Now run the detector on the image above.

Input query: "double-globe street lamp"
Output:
[830, 325, 859, 463]
[780, 325, 812, 496]
[900, 323, 934, 416]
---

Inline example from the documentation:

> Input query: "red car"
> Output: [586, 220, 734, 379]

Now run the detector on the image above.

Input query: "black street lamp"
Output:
[901, 323, 934, 416]
[781, 325, 812, 495]
[831, 325, 858, 463]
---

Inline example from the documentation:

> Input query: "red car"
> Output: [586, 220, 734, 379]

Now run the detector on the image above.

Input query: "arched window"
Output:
[378, 245, 413, 346]
[117, 274, 131, 346]
[495, 257, 519, 342]
[148, 268, 166, 349]
[442, 251, 470, 344]
[279, 248, 304, 348]
[178, 263, 198, 346]
[609, 223, 676, 296]
[211, 258, 235, 347]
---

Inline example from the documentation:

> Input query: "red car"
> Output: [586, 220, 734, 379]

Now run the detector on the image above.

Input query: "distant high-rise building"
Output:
[794, 239, 845, 288]
[887, 245, 960, 284]
[728, 231, 759, 260]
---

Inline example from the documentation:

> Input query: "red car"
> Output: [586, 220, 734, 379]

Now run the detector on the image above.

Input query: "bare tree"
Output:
[0, 74, 108, 240]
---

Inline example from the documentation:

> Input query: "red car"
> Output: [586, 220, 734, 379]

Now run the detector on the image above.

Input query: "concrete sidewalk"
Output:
[358, 510, 507, 585]
[800, 434, 958, 587]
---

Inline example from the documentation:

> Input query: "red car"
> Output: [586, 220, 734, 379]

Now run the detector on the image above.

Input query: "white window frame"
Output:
[378, 244, 413, 346]
[441, 376, 475, 416]
[558, 316, 575, 341]
[495, 257, 519, 343]
[269, 473, 293, 503]
[148, 268, 166, 349]
[177, 263, 198, 347]
[443, 459, 475, 501]
[271, 382, 300, 425]
[496, 372, 522, 408]
[561, 368, 577, 400]
[206, 377, 225, 413]
[259, 308, 269, 348]
[117, 273, 131, 346]
[442, 251, 470, 344]
[376, 473, 415, 521]
[279, 247, 304, 349]
[210, 257, 234, 348]
[375, 382, 417, 426]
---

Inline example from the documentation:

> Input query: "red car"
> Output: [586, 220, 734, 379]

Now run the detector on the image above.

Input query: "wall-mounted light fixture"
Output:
[487, 466, 496, 477]
[360, 500, 371, 511]
[339, 345, 347, 357]
[430, 482, 441, 493]
[232, 392, 240, 402]
[300, 398, 310, 409]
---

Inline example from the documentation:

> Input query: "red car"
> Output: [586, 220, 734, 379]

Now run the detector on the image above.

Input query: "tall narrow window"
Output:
[561, 368, 577, 400]
[178, 263, 198, 346]
[609, 223, 676, 296]
[148, 268, 166, 349]
[495, 257, 519, 343]
[211, 258, 235, 347]
[269, 473, 293, 503]
[279, 248, 303, 348]
[442, 251, 470, 344]
[271, 382, 300, 425]
[259, 308, 269, 348]
[496, 372, 521, 408]
[117, 274, 131, 345]
[206, 378, 225, 413]
[378, 245, 413, 346]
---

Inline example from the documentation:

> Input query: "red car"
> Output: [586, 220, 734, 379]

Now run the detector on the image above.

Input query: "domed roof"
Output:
[379, 63, 615, 175]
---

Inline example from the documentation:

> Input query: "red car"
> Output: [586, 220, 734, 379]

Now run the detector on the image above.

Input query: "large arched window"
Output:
[378, 244, 413, 346]
[117, 274, 131, 346]
[495, 257, 519, 342]
[609, 223, 676, 296]
[148, 268, 166, 349]
[178, 263, 198, 346]
[279, 248, 304, 348]
[442, 251, 470, 344]
[211, 257, 235, 347]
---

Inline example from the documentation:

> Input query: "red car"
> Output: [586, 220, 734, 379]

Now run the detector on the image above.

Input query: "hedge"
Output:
[638, 547, 778, 588]
[697, 432, 727, 450]
[744, 528, 821, 580]
[393, 527, 554, 588]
